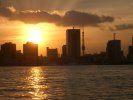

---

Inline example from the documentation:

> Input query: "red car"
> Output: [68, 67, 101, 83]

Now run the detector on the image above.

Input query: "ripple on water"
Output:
[0, 66, 133, 100]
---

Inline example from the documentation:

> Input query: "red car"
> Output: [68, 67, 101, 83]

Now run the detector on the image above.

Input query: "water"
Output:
[0, 65, 133, 100]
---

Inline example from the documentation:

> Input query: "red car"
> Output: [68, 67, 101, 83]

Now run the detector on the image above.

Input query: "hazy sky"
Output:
[0, 0, 133, 55]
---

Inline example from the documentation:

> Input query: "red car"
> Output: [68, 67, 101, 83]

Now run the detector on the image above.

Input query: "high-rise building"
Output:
[0, 42, 16, 58]
[66, 27, 81, 63]
[23, 42, 38, 65]
[106, 40, 123, 64]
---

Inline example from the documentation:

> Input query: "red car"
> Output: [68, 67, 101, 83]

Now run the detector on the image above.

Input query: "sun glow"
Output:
[27, 26, 43, 44]
[22, 23, 60, 48]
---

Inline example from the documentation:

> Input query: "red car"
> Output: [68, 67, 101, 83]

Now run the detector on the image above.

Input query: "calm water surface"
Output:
[0, 65, 133, 100]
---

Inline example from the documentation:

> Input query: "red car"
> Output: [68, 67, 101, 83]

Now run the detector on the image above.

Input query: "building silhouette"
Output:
[0, 30, 132, 66]
[16, 50, 23, 65]
[106, 40, 123, 64]
[127, 37, 133, 63]
[66, 27, 81, 64]
[61, 45, 67, 57]
[0, 42, 16, 58]
[80, 52, 107, 65]
[61, 45, 68, 64]
[46, 47, 58, 64]
[23, 42, 38, 65]
[23, 42, 38, 57]
[0, 42, 16, 65]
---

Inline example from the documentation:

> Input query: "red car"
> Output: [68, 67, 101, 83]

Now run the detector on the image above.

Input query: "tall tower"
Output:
[82, 27, 85, 56]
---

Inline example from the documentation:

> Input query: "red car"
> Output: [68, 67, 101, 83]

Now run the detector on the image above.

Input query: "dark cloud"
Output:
[0, 6, 14, 17]
[0, 6, 114, 26]
[57, 11, 114, 26]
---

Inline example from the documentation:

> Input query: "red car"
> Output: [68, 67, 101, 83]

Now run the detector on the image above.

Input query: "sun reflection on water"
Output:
[28, 67, 48, 100]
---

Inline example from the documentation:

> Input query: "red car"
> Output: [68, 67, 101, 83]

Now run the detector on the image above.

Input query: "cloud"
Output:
[0, 0, 132, 11]
[0, 6, 14, 17]
[0, 6, 114, 26]
[110, 24, 133, 31]
[57, 11, 114, 26]
[115, 24, 133, 30]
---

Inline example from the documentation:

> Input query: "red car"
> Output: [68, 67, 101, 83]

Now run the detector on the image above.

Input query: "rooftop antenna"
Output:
[82, 27, 85, 56]
[73, 26, 74, 29]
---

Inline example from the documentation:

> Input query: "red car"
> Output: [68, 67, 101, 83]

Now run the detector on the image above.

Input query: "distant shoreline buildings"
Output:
[0, 27, 133, 66]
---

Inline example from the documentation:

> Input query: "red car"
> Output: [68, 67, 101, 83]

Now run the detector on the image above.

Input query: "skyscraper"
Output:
[66, 27, 81, 64]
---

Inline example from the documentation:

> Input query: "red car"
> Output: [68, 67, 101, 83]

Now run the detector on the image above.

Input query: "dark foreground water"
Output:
[0, 65, 133, 100]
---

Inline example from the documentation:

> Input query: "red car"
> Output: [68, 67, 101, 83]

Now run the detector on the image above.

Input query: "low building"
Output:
[46, 47, 58, 64]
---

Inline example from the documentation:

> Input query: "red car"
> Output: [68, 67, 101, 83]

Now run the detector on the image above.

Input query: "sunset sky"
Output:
[0, 0, 133, 56]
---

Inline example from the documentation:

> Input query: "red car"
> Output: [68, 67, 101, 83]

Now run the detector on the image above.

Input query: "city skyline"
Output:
[0, 27, 133, 56]
[0, 28, 132, 57]
[0, 0, 133, 55]
[0, 27, 132, 65]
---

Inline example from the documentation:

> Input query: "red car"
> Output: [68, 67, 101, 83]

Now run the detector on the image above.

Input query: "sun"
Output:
[28, 27, 43, 44]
